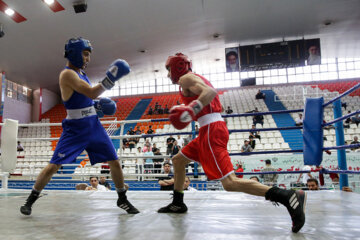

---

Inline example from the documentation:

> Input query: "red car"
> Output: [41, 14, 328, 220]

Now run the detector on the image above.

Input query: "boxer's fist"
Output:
[101, 59, 131, 90]
[94, 98, 117, 118]
[169, 100, 203, 130]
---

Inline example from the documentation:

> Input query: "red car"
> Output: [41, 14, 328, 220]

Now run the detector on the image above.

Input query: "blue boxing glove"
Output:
[94, 98, 117, 118]
[100, 59, 131, 90]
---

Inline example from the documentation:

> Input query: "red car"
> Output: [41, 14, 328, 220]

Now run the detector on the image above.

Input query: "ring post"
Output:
[333, 99, 348, 190]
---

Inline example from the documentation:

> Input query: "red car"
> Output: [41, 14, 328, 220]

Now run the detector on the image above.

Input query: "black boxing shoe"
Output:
[20, 190, 40, 216]
[265, 187, 307, 233]
[158, 191, 188, 213]
[117, 191, 139, 214]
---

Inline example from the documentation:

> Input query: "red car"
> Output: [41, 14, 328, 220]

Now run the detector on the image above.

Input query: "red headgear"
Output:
[165, 53, 192, 84]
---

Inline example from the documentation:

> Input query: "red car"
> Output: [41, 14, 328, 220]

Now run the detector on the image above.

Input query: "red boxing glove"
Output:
[169, 100, 203, 130]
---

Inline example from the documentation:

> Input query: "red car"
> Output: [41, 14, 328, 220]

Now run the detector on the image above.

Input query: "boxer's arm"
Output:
[179, 74, 217, 108]
[59, 69, 105, 100]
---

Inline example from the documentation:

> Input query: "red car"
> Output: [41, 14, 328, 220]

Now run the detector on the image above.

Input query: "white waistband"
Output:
[66, 106, 97, 120]
[197, 113, 224, 128]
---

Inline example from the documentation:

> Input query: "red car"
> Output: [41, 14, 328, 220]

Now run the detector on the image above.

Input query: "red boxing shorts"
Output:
[180, 121, 234, 180]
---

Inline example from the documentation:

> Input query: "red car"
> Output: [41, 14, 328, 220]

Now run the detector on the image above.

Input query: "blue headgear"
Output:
[64, 37, 92, 68]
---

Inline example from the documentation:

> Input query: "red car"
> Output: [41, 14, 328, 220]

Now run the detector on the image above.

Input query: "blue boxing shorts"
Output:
[50, 115, 118, 165]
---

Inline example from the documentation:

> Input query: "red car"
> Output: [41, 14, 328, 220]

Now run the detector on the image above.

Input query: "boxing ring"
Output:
[0, 83, 360, 239]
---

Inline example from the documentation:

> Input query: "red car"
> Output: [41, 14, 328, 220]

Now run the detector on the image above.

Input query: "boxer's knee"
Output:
[172, 153, 189, 168]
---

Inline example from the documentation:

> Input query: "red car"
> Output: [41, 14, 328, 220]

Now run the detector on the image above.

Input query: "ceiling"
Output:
[0, 0, 360, 93]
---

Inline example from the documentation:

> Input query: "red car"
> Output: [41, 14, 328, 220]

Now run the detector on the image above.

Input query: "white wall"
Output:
[3, 96, 32, 123]
[32, 88, 60, 122]
[42, 88, 60, 114]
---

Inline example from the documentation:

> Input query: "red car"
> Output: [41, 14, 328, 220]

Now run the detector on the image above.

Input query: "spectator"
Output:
[295, 114, 303, 126]
[135, 126, 142, 135]
[183, 176, 197, 191]
[307, 177, 353, 192]
[260, 160, 278, 186]
[235, 163, 244, 178]
[166, 135, 176, 155]
[241, 140, 253, 153]
[342, 102, 347, 110]
[158, 105, 164, 114]
[99, 176, 111, 190]
[17, 141, 24, 152]
[225, 106, 233, 114]
[350, 136, 360, 151]
[252, 108, 264, 126]
[306, 178, 319, 190]
[296, 165, 313, 186]
[164, 105, 169, 114]
[136, 146, 142, 155]
[176, 135, 184, 148]
[85, 176, 107, 191]
[250, 176, 260, 182]
[249, 124, 261, 140]
[152, 143, 158, 153]
[344, 110, 352, 128]
[143, 140, 152, 153]
[176, 100, 180, 105]
[171, 140, 181, 156]
[148, 106, 153, 115]
[195, 125, 199, 132]
[255, 90, 266, 100]
[352, 114, 360, 126]
[183, 134, 192, 146]
[128, 138, 136, 151]
[144, 147, 154, 173]
[146, 125, 154, 141]
[129, 127, 135, 135]
[249, 136, 256, 150]
[158, 162, 174, 190]
[154, 102, 159, 114]
[135, 126, 142, 143]
[153, 148, 164, 173]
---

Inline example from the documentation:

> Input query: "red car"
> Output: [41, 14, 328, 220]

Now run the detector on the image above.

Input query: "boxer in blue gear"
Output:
[20, 37, 139, 215]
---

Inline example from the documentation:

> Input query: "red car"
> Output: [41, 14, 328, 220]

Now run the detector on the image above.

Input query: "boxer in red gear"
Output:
[158, 53, 307, 233]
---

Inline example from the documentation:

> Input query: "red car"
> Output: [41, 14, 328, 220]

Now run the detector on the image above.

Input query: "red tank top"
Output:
[180, 73, 222, 120]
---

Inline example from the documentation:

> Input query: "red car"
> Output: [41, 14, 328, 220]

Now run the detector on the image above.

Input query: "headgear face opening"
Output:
[165, 53, 192, 84]
[64, 37, 93, 68]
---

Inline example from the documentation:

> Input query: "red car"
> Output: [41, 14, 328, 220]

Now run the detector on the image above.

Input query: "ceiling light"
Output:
[44, 0, 55, 5]
[5, 8, 14, 16]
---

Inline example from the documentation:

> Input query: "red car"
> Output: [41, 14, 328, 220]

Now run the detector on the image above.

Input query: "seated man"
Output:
[352, 114, 360, 126]
[225, 106, 233, 114]
[249, 136, 256, 150]
[252, 108, 264, 126]
[241, 140, 253, 153]
[255, 90, 265, 100]
[306, 178, 319, 191]
[183, 176, 197, 191]
[148, 106, 153, 115]
[249, 124, 261, 140]
[17, 141, 24, 152]
[158, 162, 174, 190]
[295, 114, 303, 126]
[85, 176, 108, 191]
[99, 176, 111, 190]
[350, 136, 360, 150]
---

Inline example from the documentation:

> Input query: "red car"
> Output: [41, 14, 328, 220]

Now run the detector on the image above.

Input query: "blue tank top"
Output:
[63, 67, 94, 109]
